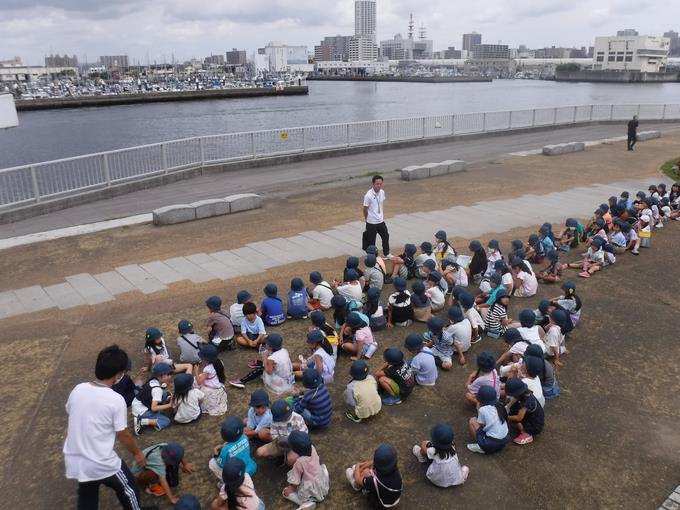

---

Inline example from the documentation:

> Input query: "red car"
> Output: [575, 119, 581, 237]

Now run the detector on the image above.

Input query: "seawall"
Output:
[307, 75, 492, 83]
[555, 70, 679, 83]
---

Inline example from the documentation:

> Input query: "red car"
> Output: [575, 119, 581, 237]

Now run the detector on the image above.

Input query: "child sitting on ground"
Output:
[517, 309, 546, 345]
[256, 400, 308, 459]
[331, 295, 349, 330]
[230, 334, 293, 394]
[194, 344, 228, 416]
[609, 221, 628, 254]
[537, 250, 562, 283]
[345, 359, 382, 423]
[343, 256, 365, 284]
[307, 271, 334, 311]
[411, 281, 433, 323]
[441, 261, 468, 306]
[229, 290, 252, 335]
[557, 218, 581, 252]
[132, 363, 174, 434]
[551, 282, 582, 328]
[335, 268, 363, 303]
[209, 416, 257, 482]
[205, 296, 235, 352]
[423, 317, 454, 371]
[521, 356, 546, 408]
[426, 271, 447, 312]
[363, 254, 384, 291]
[237, 302, 267, 349]
[211, 457, 264, 510]
[476, 272, 502, 308]
[364, 287, 387, 331]
[467, 385, 510, 455]
[132, 442, 194, 505]
[388, 243, 418, 282]
[526, 234, 545, 265]
[505, 377, 545, 446]
[244, 389, 272, 443]
[346, 444, 402, 508]
[261, 283, 286, 326]
[467, 240, 487, 284]
[293, 330, 335, 384]
[404, 334, 438, 386]
[415, 242, 437, 278]
[286, 278, 309, 319]
[534, 300, 552, 329]
[565, 236, 605, 278]
[434, 230, 457, 265]
[387, 277, 414, 327]
[459, 291, 484, 344]
[282, 431, 330, 508]
[544, 309, 569, 366]
[445, 306, 472, 367]
[177, 319, 207, 364]
[483, 288, 512, 338]
[465, 352, 500, 406]
[340, 312, 377, 361]
[293, 368, 333, 429]
[510, 257, 538, 298]
[638, 214, 652, 248]
[374, 348, 415, 406]
[413, 424, 469, 488]
[524, 344, 560, 400]
[309, 310, 339, 359]
[172, 374, 204, 424]
[143, 327, 192, 374]
[481, 240, 503, 289]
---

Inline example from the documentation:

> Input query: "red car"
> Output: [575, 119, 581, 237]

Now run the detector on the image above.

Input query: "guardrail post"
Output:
[422, 117, 426, 139]
[251, 132, 256, 158]
[589, 105, 594, 121]
[386, 120, 391, 143]
[482, 112, 487, 132]
[103, 153, 111, 186]
[302, 128, 306, 153]
[199, 138, 205, 166]
[572, 106, 577, 123]
[662, 104, 667, 120]
[637, 104, 641, 117]
[609, 104, 614, 121]
[508, 111, 513, 129]
[451, 114, 455, 135]
[30, 165, 41, 203]
[531, 109, 536, 127]
[552, 107, 557, 125]
[346, 124, 350, 147]
[161, 143, 168, 174]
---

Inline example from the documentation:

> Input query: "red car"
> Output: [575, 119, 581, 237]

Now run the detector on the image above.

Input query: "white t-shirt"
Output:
[337, 281, 363, 302]
[517, 326, 545, 351]
[477, 404, 509, 440]
[424, 447, 467, 488]
[363, 188, 385, 224]
[202, 364, 223, 389]
[544, 325, 565, 355]
[426, 286, 446, 309]
[447, 319, 472, 352]
[263, 348, 294, 395]
[174, 388, 205, 423]
[229, 303, 245, 328]
[312, 281, 334, 309]
[64, 383, 127, 482]
[501, 272, 514, 290]
[131, 379, 164, 416]
[465, 308, 485, 331]
[523, 376, 545, 408]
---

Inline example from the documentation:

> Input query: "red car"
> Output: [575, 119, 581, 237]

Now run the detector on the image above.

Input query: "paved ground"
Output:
[1, 134, 679, 509]
[2, 121, 679, 238]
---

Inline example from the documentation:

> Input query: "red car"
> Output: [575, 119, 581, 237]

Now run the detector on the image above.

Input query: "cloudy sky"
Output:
[1, 0, 676, 65]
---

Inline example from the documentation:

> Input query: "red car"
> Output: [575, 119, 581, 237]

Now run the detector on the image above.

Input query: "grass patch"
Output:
[661, 157, 680, 181]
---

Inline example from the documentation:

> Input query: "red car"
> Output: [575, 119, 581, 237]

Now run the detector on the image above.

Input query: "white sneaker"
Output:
[345, 466, 361, 491]
[297, 502, 316, 510]
[385, 253, 394, 259]
[467, 443, 485, 454]
[133, 415, 143, 436]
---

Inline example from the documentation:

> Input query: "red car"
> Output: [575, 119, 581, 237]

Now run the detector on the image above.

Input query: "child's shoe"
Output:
[467, 443, 485, 454]
[513, 433, 534, 445]
[345, 411, 362, 423]
[133, 416, 143, 436]
[145, 483, 166, 497]
[229, 379, 245, 389]
[345, 466, 362, 491]
[382, 396, 402, 406]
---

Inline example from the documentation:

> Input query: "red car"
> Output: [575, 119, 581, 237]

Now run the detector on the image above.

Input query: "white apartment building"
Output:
[592, 35, 670, 72]
[355, 0, 376, 42]
[255, 42, 313, 73]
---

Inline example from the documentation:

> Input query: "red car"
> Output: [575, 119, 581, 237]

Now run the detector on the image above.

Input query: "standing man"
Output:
[64, 345, 146, 510]
[363, 174, 391, 258]
[627, 115, 639, 151]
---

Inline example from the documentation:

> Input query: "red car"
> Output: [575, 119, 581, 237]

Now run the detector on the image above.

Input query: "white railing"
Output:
[1, 103, 678, 209]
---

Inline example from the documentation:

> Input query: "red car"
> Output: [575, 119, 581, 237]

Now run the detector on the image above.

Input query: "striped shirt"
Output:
[293, 384, 333, 428]
[484, 302, 508, 334]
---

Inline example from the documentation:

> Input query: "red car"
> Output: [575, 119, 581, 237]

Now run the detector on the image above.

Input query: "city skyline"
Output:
[1, 0, 678, 64]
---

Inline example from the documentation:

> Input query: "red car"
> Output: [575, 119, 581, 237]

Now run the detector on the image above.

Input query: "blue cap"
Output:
[345, 268, 359, 281]
[538, 299, 550, 314]
[427, 316, 444, 333]
[505, 377, 528, 397]
[302, 368, 322, 389]
[366, 245, 378, 255]
[423, 259, 436, 271]
[519, 309, 535, 327]
[350, 359, 369, 380]
[222, 457, 246, 489]
[503, 328, 522, 344]
[565, 217, 578, 228]
[161, 442, 184, 466]
[331, 295, 347, 308]
[310, 310, 325, 327]
[151, 363, 172, 377]
[420, 241, 433, 252]
[469, 240, 482, 251]
[306, 330, 324, 345]
[447, 305, 464, 323]
[198, 343, 219, 363]
[175, 494, 201, 510]
[434, 230, 447, 241]
[288, 430, 313, 456]
[393, 276, 407, 291]
[367, 287, 381, 302]
[346, 256, 360, 269]
[271, 400, 293, 422]
[490, 272, 502, 284]
[488, 239, 500, 250]
[404, 333, 424, 350]
[365, 254, 377, 268]
[373, 444, 398, 474]
[495, 288, 510, 299]
[561, 281, 576, 294]
[591, 236, 604, 248]
[145, 327, 162, 341]
[510, 256, 524, 268]
[525, 356, 544, 378]
[249, 389, 270, 407]
[205, 295, 222, 310]
[430, 424, 454, 450]
[309, 271, 323, 284]
[264, 283, 278, 297]
[177, 319, 193, 334]
[477, 385, 497, 406]
[173, 373, 194, 393]
[525, 344, 544, 359]
[528, 234, 540, 244]
[404, 243, 417, 256]
[412, 280, 426, 295]
[220, 415, 244, 442]
[511, 239, 523, 250]
[494, 260, 507, 271]
[476, 351, 496, 372]
[459, 291, 475, 310]
[291, 277, 304, 291]
[236, 290, 252, 304]
[346, 312, 364, 329]
[429, 270, 442, 282]
[265, 333, 283, 351]
[546, 250, 559, 261]
[383, 348, 404, 364]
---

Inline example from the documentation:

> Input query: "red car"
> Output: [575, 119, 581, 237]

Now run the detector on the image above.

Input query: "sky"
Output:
[1, 0, 677, 65]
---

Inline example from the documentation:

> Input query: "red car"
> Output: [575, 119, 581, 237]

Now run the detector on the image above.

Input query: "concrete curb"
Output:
[152, 194, 262, 226]
[401, 160, 466, 180]
[542, 141, 586, 156]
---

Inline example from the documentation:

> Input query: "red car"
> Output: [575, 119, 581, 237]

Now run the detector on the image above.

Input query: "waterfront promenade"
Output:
[1, 133, 679, 509]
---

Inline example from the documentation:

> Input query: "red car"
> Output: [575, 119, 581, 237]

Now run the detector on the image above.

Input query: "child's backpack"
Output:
[145, 444, 179, 487]
[137, 378, 161, 409]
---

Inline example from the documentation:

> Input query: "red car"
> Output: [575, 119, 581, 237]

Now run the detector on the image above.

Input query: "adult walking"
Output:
[64, 345, 147, 510]
[627, 115, 638, 151]
[363, 174, 391, 258]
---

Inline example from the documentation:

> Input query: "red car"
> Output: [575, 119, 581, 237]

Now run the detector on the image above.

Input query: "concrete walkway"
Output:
[659, 486, 680, 510]
[0, 175, 667, 320]
[2, 121, 679, 239]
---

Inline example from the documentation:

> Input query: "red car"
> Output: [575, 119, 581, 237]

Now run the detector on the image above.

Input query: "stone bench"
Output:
[401, 160, 466, 181]
[153, 193, 262, 225]
[542, 142, 585, 156]
[637, 130, 661, 141]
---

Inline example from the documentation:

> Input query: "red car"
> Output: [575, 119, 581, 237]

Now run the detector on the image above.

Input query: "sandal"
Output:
[513, 433, 534, 445]
[578, 271, 591, 278]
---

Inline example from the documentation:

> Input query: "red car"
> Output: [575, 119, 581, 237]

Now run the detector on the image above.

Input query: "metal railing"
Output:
[1, 103, 679, 209]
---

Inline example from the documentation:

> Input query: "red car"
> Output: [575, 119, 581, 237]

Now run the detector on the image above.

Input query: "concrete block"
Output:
[140, 260, 186, 284]
[231, 246, 279, 269]
[637, 130, 661, 141]
[163, 256, 215, 283]
[542, 142, 584, 156]
[441, 160, 466, 173]
[14, 285, 55, 312]
[400, 165, 429, 181]
[0, 290, 28, 319]
[423, 162, 449, 177]
[209, 250, 259, 276]
[192, 198, 230, 219]
[152, 204, 196, 225]
[225, 193, 262, 213]
[65, 273, 115, 305]
[115, 265, 168, 294]
[185, 253, 242, 280]
[93, 271, 136, 295]
[44, 282, 86, 310]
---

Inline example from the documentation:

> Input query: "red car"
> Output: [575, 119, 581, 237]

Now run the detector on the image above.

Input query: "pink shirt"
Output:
[517, 271, 538, 296]
[287, 446, 322, 485]
[355, 326, 375, 347]
[219, 473, 263, 509]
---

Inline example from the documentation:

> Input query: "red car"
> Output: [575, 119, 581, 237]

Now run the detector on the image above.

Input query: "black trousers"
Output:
[364, 221, 390, 256]
[77, 460, 141, 510]
[627, 134, 637, 150]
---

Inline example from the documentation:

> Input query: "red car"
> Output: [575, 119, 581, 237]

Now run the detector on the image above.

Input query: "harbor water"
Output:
[2, 79, 680, 168]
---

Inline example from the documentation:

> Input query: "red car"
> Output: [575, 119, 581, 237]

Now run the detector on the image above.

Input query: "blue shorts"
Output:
[140, 410, 171, 430]
[543, 377, 560, 400]
[476, 427, 509, 454]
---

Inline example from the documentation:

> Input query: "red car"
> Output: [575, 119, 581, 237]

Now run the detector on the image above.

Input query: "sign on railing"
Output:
[1, 103, 677, 209]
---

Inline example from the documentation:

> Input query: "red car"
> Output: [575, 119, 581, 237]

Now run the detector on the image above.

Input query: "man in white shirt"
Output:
[63, 345, 146, 509]
[362, 175, 391, 257]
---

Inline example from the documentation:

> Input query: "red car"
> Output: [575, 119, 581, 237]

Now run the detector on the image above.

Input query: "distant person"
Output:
[362, 174, 392, 258]
[627, 115, 638, 151]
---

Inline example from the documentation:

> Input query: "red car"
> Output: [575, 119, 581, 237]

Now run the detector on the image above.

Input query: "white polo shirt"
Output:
[363, 188, 385, 224]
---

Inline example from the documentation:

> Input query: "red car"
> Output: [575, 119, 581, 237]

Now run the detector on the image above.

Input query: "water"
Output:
[2, 79, 680, 168]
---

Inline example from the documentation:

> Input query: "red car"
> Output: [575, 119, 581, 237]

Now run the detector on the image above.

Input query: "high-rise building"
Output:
[45, 54, 78, 67]
[462, 32, 482, 52]
[443, 47, 462, 59]
[472, 44, 509, 59]
[349, 36, 378, 61]
[314, 36, 352, 61]
[226, 48, 247, 66]
[616, 29, 638, 36]
[204, 54, 225, 66]
[99, 55, 129, 69]
[355, 0, 377, 42]
[664, 30, 680, 57]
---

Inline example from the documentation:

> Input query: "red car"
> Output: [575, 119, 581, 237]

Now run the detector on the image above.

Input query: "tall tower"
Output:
[419, 23, 427, 40]
[408, 13, 414, 40]
[355, 0, 377, 43]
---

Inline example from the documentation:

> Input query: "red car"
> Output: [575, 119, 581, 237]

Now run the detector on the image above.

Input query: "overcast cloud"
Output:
[0, 0, 676, 65]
